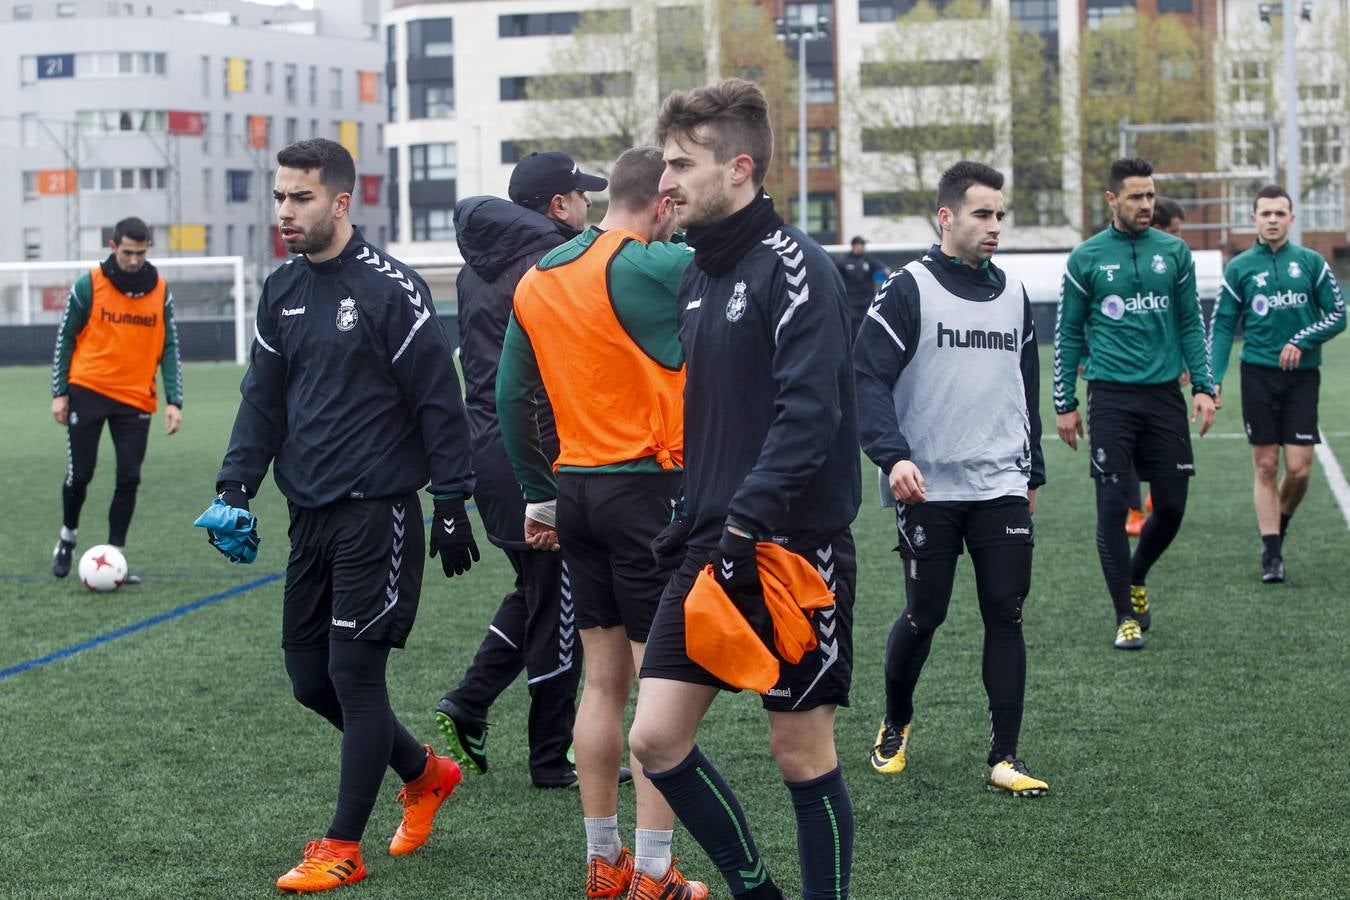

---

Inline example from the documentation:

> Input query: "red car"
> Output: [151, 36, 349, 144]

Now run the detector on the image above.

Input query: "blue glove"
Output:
[194, 497, 260, 564]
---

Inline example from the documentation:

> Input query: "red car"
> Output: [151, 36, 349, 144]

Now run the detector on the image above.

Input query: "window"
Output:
[1303, 181, 1344, 230]
[202, 113, 211, 153]
[226, 224, 235, 254]
[22, 171, 38, 200]
[785, 191, 838, 242]
[202, 167, 212, 208]
[500, 136, 626, 164]
[1086, 0, 1134, 29]
[264, 61, 273, 95]
[388, 76, 400, 122]
[862, 191, 931, 217]
[223, 113, 233, 149]
[1300, 82, 1342, 102]
[310, 118, 318, 138]
[1011, 0, 1057, 35]
[71, 167, 167, 192]
[410, 143, 456, 180]
[1227, 59, 1269, 104]
[658, 6, 705, 97]
[56, 2, 74, 16]
[861, 59, 993, 88]
[412, 82, 454, 119]
[14, 5, 34, 19]
[285, 117, 298, 145]
[227, 169, 251, 203]
[862, 124, 996, 152]
[500, 72, 632, 101]
[409, 18, 453, 57]
[1022, 188, 1069, 227]
[1230, 128, 1269, 169]
[1301, 125, 1343, 168]
[785, 128, 836, 168]
[330, 67, 342, 108]
[75, 109, 167, 134]
[308, 65, 317, 106]
[284, 63, 297, 103]
[412, 207, 454, 241]
[498, 12, 585, 37]
[24, 227, 41, 260]
[785, 2, 832, 28]
[1157, 0, 1191, 11]
[201, 55, 210, 97]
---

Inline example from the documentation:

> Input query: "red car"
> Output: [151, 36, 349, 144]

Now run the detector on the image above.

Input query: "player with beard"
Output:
[627, 79, 860, 900]
[1054, 157, 1216, 651]
[50, 216, 183, 582]
[199, 139, 477, 892]
[854, 161, 1048, 795]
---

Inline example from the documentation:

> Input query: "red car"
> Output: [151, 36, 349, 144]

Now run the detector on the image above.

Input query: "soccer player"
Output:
[200, 139, 477, 892]
[435, 151, 607, 787]
[854, 161, 1048, 796]
[836, 235, 889, 337]
[1054, 157, 1217, 651]
[1152, 196, 1186, 237]
[1209, 184, 1346, 582]
[49, 216, 182, 582]
[628, 79, 861, 900]
[498, 146, 701, 899]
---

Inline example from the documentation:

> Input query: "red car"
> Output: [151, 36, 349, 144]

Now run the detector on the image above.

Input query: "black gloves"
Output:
[652, 512, 691, 571]
[715, 525, 772, 646]
[218, 483, 250, 511]
[429, 496, 480, 577]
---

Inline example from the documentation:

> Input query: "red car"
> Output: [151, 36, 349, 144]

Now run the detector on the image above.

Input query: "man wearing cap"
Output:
[434, 151, 609, 788]
[836, 235, 889, 337]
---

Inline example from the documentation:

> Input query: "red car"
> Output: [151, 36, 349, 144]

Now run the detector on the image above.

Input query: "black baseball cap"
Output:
[508, 151, 608, 208]
[851, 235, 866, 245]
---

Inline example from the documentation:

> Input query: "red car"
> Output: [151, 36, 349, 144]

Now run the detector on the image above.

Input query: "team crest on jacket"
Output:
[1288, 260, 1302, 279]
[726, 280, 748, 322]
[1151, 254, 1167, 274]
[336, 297, 358, 332]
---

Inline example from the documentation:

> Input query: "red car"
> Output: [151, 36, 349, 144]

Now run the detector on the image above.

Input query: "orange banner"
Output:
[37, 169, 77, 195]
[248, 115, 269, 149]
[359, 71, 378, 104]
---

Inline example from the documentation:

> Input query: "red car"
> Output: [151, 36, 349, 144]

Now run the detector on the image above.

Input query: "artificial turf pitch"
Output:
[1, 346, 1347, 898]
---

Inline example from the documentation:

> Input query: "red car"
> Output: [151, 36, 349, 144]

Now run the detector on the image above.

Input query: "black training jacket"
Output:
[679, 224, 861, 547]
[453, 196, 567, 547]
[218, 229, 474, 508]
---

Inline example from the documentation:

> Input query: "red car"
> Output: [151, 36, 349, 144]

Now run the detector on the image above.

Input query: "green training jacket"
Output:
[1209, 240, 1345, 386]
[1054, 224, 1214, 414]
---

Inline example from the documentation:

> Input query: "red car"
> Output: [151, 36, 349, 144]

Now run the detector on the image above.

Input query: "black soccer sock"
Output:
[1279, 512, 1292, 539]
[284, 646, 428, 780]
[1261, 533, 1282, 561]
[62, 480, 88, 532]
[108, 478, 138, 547]
[884, 556, 957, 726]
[644, 746, 777, 896]
[1094, 477, 1134, 620]
[786, 766, 853, 900]
[1126, 467, 1143, 512]
[972, 543, 1030, 763]
[1131, 477, 1189, 586]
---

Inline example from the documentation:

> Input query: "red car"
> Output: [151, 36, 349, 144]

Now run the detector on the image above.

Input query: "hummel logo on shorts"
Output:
[332, 617, 356, 628]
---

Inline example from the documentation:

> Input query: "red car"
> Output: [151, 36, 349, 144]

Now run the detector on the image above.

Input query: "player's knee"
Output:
[114, 471, 141, 493]
[982, 596, 1025, 633]
[769, 729, 831, 780]
[1284, 462, 1311, 484]
[627, 718, 666, 771]
[1253, 455, 1280, 482]
[289, 669, 336, 713]
[66, 464, 94, 488]
[901, 605, 946, 635]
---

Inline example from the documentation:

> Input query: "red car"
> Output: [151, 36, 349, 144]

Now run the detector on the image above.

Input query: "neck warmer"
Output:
[686, 191, 784, 276]
[100, 255, 160, 297]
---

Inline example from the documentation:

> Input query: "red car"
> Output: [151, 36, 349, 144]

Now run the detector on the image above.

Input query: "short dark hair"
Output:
[1152, 197, 1185, 228]
[607, 146, 666, 212]
[1108, 157, 1153, 194]
[1252, 183, 1292, 211]
[112, 217, 151, 245]
[276, 138, 356, 196]
[655, 78, 773, 187]
[936, 161, 1004, 213]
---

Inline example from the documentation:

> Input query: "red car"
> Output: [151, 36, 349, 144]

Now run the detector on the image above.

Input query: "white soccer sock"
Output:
[634, 828, 673, 878]
[60, 526, 77, 543]
[584, 816, 621, 863]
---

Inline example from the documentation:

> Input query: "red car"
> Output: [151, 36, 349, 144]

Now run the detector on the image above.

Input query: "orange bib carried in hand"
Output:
[684, 542, 835, 694]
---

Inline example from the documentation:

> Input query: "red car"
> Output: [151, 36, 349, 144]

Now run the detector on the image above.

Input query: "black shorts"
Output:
[640, 529, 855, 712]
[556, 470, 682, 642]
[895, 496, 1033, 560]
[1086, 382, 1195, 481]
[1240, 362, 1320, 446]
[282, 493, 424, 650]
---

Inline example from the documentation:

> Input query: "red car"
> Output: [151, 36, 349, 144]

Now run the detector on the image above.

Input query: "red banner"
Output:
[359, 71, 378, 104]
[42, 285, 68, 312]
[37, 169, 77, 195]
[271, 227, 289, 258]
[360, 174, 382, 206]
[248, 115, 269, 149]
[167, 110, 204, 136]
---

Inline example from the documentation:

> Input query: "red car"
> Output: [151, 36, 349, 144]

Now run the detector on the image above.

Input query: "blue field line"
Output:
[2, 509, 467, 682]
[0, 573, 283, 682]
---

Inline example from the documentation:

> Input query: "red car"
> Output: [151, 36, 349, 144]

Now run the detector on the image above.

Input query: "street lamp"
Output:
[1258, 0, 1313, 246]
[775, 13, 831, 234]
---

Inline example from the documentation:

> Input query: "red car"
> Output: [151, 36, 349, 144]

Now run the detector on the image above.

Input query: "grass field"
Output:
[2, 344, 1348, 899]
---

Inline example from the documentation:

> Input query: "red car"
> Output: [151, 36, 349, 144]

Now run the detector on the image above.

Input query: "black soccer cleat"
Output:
[51, 538, 75, 578]
[1261, 555, 1286, 584]
[531, 765, 634, 789]
[434, 697, 489, 774]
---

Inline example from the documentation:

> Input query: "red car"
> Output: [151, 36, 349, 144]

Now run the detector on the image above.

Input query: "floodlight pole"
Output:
[1281, 0, 1302, 245]
[776, 15, 830, 234]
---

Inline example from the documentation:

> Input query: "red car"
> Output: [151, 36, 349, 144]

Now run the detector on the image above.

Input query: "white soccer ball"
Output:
[78, 545, 127, 592]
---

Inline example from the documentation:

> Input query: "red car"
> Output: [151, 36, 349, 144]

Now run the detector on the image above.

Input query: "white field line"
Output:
[1314, 430, 1350, 531]
[1199, 431, 1350, 439]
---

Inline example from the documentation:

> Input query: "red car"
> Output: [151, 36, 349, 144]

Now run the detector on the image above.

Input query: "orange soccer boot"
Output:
[276, 838, 365, 893]
[1125, 508, 1148, 537]
[625, 859, 710, 900]
[587, 847, 636, 897]
[389, 745, 462, 856]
